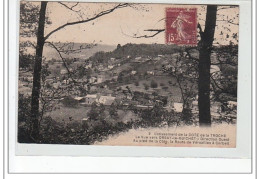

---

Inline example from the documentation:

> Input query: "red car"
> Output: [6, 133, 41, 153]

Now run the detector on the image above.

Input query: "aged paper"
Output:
[18, 1, 239, 148]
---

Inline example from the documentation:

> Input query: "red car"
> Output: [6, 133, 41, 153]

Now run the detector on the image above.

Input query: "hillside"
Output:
[42, 43, 116, 61]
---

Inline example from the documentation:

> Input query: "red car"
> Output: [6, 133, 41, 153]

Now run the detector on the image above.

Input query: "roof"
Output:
[98, 96, 115, 105]
[74, 97, 84, 100]
[82, 117, 89, 121]
[85, 94, 97, 98]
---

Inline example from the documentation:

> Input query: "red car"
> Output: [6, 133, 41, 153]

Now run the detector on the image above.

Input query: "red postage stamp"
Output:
[166, 8, 197, 45]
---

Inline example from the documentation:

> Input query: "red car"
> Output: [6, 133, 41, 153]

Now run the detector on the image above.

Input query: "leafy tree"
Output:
[88, 102, 105, 121]
[109, 103, 119, 120]
[133, 5, 238, 126]
[20, 1, 130, 139]
[150, 80, 158, 88]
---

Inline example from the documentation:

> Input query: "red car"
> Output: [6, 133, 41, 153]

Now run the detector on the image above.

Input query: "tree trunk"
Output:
[30, 1, 47, 140]
[198, 5, 217, 127]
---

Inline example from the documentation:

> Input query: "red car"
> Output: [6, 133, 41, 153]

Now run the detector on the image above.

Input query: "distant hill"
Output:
[87, 43, 183, 66]
[42, 43, 116, 61]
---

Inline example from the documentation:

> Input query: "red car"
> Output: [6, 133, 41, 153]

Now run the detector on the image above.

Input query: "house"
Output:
[84, 64, 92, 69]
[108, 65, 114, 69]
[52, 82, 61, 89]
[210, 65, 220, 74]
[82, 117, 89, 121]
[89, 77, 97, 83]
[74, 96, 85, 103]
[211, 102, 222, 113]
[112, 76, 118, 81]
[227, 101, 237, 110]
[173, 103, 183, 113]
[96, 75, 104, 84]
[135, 57, 142, 60]
[84, 94, 98, 105]
[192, 100, 199, 113]
[60, 69, 67, 75]
[131, 71, 137, 75]
[97, 65, 104, 71]
[147, 71, 155, 75]
[154, 57, 161, 61]
[98, 96, 115, 105]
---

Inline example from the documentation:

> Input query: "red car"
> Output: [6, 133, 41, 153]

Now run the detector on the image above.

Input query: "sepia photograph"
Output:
[18, 1, 239, 148]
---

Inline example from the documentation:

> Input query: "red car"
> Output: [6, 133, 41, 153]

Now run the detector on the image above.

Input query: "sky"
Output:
[21, 2, 239, 46]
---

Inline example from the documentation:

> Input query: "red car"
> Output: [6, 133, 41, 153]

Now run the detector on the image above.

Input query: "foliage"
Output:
[143, 83, 149, 90]
[211, 45, 238, 101]
[88, 102, 105, 121]
[62, 96, 79, 107]
[109, 103, 119, 120]
[165, 51, 198, 111]
[19, 51, 34, 70]
[150, 80, 158, 88]
[18, 94, 31, 123]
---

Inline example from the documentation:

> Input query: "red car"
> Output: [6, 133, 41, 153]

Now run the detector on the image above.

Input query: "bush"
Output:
[62, 96, 79, 107]
[18, 94, 31, 122]
[150, 80, 158, 88]
[135, 81, 139, 86]
[162, 86, 169, 90]
[143, 83, 149, 90]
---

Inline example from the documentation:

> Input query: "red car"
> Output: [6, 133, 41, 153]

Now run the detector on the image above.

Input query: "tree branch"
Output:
[133, 29, 165, 38]
[216, 19, 239, 26]
[44, 3, 129, 41]
[45, 41, 77, 83]
[197, 23, 203, 37]
[58, 2, 80, 12]
[217, 6, 238, 11]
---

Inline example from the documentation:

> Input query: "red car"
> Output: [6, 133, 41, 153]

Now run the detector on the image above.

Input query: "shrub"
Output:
[62, 96, 79, 107]
[150, 80, 158, 88]
[162, 86, 168, 90]
[143, 83, 149, 90]
[18, 94, 31, 122]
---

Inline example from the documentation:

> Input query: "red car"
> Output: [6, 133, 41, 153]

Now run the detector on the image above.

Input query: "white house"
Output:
[210, 65, 220, 74]
[89, 77, 97, 83]
[227, 101, 237, 110]
[98, 96, 115, 105]
[173, 103, 183, 113]
[84, 64, 92, 69]
[84, 94, 98, 105]
[147, 71, 155, 75]
[131, 71, 137, 75]
[96, 75, 104, 84]
[60, 69, 67, 75]
[108, 65, 114, 69]
[191, 100, 199, 113]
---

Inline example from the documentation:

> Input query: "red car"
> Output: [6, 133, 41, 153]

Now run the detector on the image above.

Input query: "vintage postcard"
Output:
[18, 1, 239, 149]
